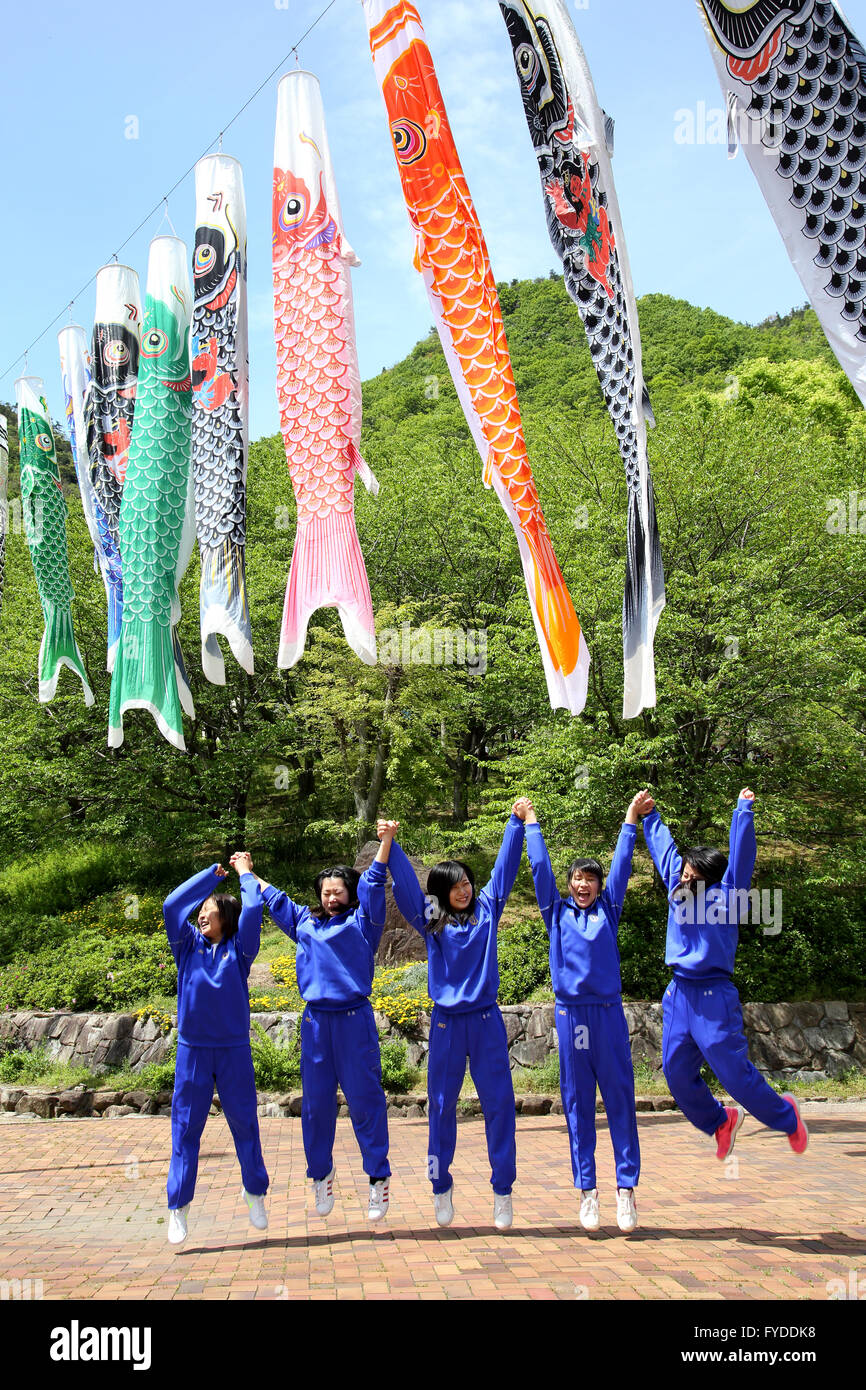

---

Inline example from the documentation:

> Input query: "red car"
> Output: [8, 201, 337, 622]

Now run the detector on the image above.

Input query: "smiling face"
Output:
[197, 896, 223, 943]
[319, 877, 351, 917]
[569, 869, 601, 911]
[448, 872, 474, 914]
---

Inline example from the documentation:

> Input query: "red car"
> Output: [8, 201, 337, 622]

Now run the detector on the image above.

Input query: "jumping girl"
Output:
[382, 809, 526, 1231]
[163, 852, 268, 1245]
[249, 825, 396, 1222]
[640, 787, 808, 1160]
[520, 792, 650, 1234]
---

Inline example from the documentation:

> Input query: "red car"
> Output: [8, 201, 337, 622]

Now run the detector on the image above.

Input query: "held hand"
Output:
[215, 864, 230, 880]
[377, 819, 399, 841]
[229, 852, 254, 876]
[739, 787, 755, 802]
[625, 789, 653, 817]
[511, 798, 529, 822]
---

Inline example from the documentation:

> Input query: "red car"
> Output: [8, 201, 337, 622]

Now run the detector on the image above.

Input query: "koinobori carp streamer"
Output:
[272, 68, 379, 669]
[83, 263, 142, 673]
[362, 0, 589, 714]
[192, 153, 253, 684]
[696, 0, 866, 407]
[108, 236, 196, 751]
[14, 375, 94, 707]
[500, 0, 665, 718]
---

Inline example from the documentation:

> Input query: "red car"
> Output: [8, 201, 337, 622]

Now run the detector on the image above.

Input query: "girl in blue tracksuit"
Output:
[383, 811, 525, 1231]
[641, 789, 807, 1159]
[163, 853, 268, 1245]
[249, 827, 396, 1222]
[521, 792, 649, 1234]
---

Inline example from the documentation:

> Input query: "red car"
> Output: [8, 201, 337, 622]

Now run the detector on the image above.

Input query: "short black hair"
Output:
[682, 847, 728, 889]
[200, 893, 241, 939]
[566, 857, 605, 887]
[425, 860, 477, 929]
[313, 865, 361, 920]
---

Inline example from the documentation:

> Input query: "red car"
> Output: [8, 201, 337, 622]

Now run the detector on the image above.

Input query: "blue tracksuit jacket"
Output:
[525, 821, 637, 1003]
[261, 861, 388, 1007]
[642, 797, 756, 980]
[163, 866, 262, 1046]
[386, 814, 525, 1011]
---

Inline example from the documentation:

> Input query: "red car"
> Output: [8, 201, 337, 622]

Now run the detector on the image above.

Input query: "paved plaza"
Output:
[1, 1104, 863, 1301]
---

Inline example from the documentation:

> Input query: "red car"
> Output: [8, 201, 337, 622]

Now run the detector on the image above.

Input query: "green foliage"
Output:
[379, 1036, 412, 1094]
[0, 932, 176, 1011]
[249, 1022, 302, 1092]
[498, 919, 552, 1006]
[513, 1051, 561, 1093]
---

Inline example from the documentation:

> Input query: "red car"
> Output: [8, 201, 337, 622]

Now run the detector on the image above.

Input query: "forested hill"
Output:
[358, 282, 850, 446]
[0, 285, 849, 482]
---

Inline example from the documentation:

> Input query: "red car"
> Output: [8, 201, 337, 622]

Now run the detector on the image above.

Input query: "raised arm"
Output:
[356, 859, 388, 953]
[476, 813, 526, 924]
[385, 840, 429, 936]
[251, 869, 305, 944]
[163, 865, 223, 964]
[228, 855, 264, 969]
[722, 789, 757, 892]
[641, 806, 683, 894]
[603, 825, 638, 918]
[520, 802, 560, 936]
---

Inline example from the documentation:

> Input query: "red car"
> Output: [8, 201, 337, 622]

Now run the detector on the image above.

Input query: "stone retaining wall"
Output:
[2, 1000, 864, 1083]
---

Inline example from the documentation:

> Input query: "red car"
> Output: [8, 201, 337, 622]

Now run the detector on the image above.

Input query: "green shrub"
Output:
[380, 1037, 412, 1094]
[135, 1042, 178, 1094]
[249, 1023, 301, 1091]
[0, 844, 138, 920]
[0, 1043, 54, 1084]
[497, 919, 551, 1005]
[0, 932, 176, 1011]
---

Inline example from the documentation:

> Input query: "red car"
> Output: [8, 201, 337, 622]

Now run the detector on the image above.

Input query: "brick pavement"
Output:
[0, 1104, 863, 1301]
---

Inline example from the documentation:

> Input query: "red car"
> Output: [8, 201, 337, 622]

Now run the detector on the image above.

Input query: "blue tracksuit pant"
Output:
[301, 1002, 390, 1182]
[168, 1042, 268, 1209]
[427, 1004, 516, 1196]
[662, 977, 798, 1136]
[555, 1001, 640, 1191]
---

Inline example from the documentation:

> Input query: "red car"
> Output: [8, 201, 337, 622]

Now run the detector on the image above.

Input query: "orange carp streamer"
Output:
[363, 0, 589, 713]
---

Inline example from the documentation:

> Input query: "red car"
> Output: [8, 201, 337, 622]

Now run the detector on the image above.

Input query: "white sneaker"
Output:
[312, 1167, 336, 1217]
[493, 1193, 513, 1230]
[167, 1205, 189, 1245]
[242, 1187, 268, 1231]
[433, 1186, 454, 1227]
[579, 1188, 600, 1232]
[368, 1177, 390, 1222]
[616, 1187, 637, 1233]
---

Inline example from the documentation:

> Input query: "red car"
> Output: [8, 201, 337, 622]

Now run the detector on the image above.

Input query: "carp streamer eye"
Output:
[516, 42, 540, 89]
[279, 193, 308, 231]
[35, 433, 53, 452]
[194, 244, 216, 276]
[103, 339, 129, 366]
[392, 119, 427, 165]
[141, 329, 169, 358]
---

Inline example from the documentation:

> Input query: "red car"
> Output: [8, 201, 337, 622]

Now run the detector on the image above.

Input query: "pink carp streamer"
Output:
[273, 69, 378, 668]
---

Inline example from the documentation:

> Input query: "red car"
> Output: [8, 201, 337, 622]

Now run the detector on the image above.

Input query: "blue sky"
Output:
[3, 0, 866, 438]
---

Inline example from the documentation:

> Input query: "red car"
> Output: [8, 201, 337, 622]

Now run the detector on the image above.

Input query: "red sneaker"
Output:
[714, 1105, 744, 1161]
[781, 1094, 809, 1154]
